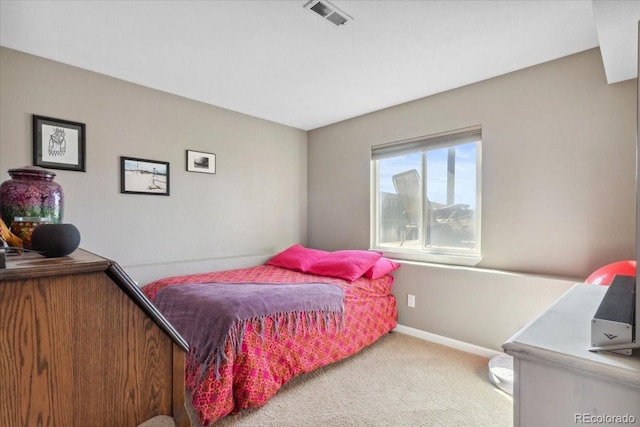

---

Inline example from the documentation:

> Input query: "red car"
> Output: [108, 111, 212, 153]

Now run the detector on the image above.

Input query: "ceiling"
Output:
[1, 1, 639, 131]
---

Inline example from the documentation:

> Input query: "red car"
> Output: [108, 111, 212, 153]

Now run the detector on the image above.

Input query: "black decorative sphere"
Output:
[31, 223, 81, 257]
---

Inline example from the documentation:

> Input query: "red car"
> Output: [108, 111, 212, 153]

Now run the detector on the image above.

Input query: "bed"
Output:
[142, 245, 399, 426]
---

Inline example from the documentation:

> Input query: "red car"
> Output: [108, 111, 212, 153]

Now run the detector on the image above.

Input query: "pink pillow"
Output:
[306, 250, 382, 281]
[364, 257, 401, 279]
[266, 244, 328, 272]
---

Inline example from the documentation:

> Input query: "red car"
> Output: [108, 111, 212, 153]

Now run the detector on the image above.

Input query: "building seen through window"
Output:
[371, 128, 481, 264]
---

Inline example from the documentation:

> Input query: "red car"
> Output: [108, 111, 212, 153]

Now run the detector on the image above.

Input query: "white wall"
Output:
[0, 47, 308, 284]
[307, 48, 637, 350]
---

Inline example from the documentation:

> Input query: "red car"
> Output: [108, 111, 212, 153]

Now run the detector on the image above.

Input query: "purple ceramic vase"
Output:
[0, 166, 64, 226]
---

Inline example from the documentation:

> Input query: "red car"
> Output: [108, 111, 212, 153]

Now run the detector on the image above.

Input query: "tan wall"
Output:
[307, 48, 637, 350]
[0, 47, 308, 284]
[2, 46, 636, 351]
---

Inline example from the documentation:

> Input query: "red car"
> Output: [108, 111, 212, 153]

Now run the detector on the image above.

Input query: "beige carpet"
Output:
[191, 332, 512, 426]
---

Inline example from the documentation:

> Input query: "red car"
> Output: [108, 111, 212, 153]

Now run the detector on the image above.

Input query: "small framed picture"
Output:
[186, 150, 216, 174]
[33, 115, 86, 172]
[120, 156, 170, 196]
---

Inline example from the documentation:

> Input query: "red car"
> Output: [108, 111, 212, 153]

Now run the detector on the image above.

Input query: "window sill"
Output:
[373, 248, 482, 267]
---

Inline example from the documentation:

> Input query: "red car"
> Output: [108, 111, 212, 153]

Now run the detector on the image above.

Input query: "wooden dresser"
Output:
[0, 249, 190, 427]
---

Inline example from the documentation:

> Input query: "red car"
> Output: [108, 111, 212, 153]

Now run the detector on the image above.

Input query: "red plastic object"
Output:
[585, 260, 636, 286]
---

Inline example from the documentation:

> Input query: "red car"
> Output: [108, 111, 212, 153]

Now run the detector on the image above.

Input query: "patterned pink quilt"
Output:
[143, 264, 397, 425]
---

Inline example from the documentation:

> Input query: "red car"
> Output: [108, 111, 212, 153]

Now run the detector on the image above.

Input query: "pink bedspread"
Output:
[143, 264, 397, 425]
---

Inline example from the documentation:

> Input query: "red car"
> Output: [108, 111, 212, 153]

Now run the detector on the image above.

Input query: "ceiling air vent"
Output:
[303, 0, 353, 26]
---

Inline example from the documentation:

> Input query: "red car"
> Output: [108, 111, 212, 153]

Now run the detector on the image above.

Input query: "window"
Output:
[371, 127, 481, 265]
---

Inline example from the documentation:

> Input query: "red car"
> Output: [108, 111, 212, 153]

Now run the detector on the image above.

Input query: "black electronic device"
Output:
[590, 275, 636, 355]
[31, 223, 81, 257]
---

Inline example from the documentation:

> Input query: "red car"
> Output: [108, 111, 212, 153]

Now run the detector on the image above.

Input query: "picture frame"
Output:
[120, 156, 170, 196]
[33, 115, 86, 172]
[186, 150, 216, 174]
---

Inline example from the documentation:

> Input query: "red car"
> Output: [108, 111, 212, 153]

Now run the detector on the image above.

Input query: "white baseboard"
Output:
[393, 324, 503, 359]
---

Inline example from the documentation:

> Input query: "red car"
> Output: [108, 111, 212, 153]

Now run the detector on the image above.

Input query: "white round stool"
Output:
[489, 353, 514, 395]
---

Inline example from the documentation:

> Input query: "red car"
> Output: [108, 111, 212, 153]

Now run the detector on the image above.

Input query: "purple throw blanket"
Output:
[153, 282, 344, 382]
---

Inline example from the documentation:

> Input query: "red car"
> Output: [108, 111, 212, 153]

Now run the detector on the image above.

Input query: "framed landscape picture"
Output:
[186, 150, 216, 174]
[120, 156, 170, 196]
[33, 115, 86, 172]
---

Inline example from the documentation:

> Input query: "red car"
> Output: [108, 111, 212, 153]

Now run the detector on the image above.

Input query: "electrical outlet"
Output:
[407, 294, 416, 308]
